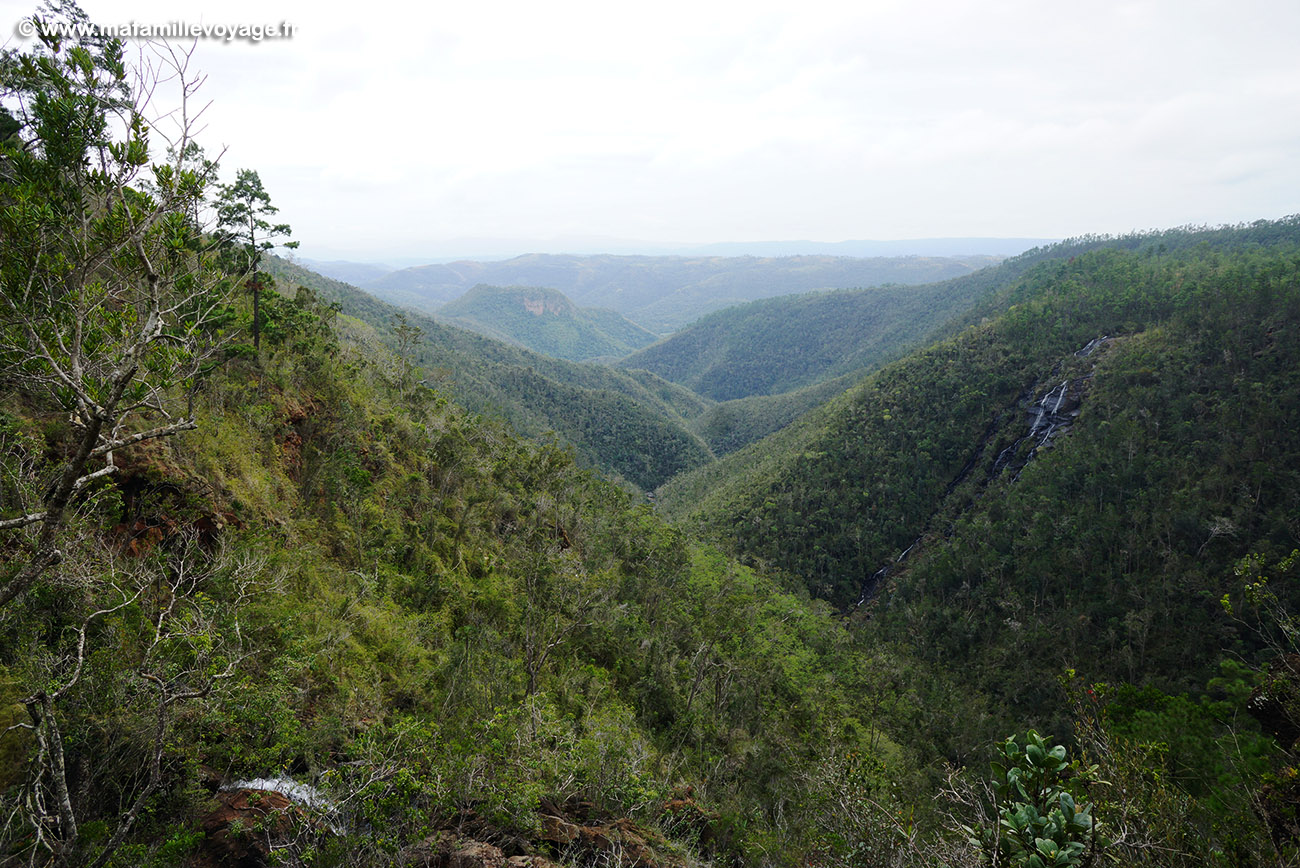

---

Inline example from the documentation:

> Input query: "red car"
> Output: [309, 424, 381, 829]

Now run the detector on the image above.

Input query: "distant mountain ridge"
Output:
[303, 236, 1055, 265]
[298, 258, 395, 286]
[358, 252, 1004, 332]
[436, 284, 657, 361]
[681, 237, 1057, 257]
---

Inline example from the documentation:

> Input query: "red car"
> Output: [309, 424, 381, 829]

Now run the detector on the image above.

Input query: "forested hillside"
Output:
[365, 252, 1000, 332]
[665, 220, 1300, 710]
[264, 258, 713, 491]
[619, 280, 991, 401]
[3, 281, 907, 866]
[7, 8, 1300, 868]
[616, 234, 1166, 436]
[436, 284, 657, 361]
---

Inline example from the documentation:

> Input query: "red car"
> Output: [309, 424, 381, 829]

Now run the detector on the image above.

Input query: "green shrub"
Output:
[965, 731, 1109, 867]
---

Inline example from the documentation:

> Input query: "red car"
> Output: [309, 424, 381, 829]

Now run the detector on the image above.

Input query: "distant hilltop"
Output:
[674, 237, 1059, 258]
[302, 249, 1013, 333]
[302, 236, 1058, 269]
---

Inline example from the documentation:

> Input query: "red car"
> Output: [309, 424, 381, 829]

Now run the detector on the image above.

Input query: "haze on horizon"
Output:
[26, 0, 1300, 262]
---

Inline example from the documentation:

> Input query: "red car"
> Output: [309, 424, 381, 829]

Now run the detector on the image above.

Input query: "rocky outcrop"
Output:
[989, 375, 1088, 481]
[402, 797, 695, 868]
[398, 830, 571, 868]
[198, 788, 298, 867]
[537, 802, 688, 868]
[194, 777, 338, 868]
[987, 337, 1114, 482]
[199, 785, 701, 868]
[401, 833, 517, 868]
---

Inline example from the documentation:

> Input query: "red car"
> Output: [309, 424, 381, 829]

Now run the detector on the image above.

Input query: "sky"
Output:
[5, 0, 1300, 262]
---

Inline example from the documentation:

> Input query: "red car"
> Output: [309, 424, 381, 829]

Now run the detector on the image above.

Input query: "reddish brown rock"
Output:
[407, 797, 692, 868]
[506, 857, 563, 868]
[538, 811, 686, 868]
[538, 813, 581, 847]
[400, 832, 509, 868]
[452, 840, 508, 868]
[199, 788, 298, 866]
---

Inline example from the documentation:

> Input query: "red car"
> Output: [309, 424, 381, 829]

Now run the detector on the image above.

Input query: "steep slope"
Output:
[266, 257, 712, 490]
[437, 284, 657, 361]
[666, 219, 1300, 710]
[688, 372, 862, 456]
[1, 274, 924, 867]
[619, 281, 991, 401]
[366, 252, 1002, 332]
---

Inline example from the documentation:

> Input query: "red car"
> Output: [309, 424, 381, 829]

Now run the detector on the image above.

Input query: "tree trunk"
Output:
[252, 275, 261, 351]
[0, 414, 105, 609]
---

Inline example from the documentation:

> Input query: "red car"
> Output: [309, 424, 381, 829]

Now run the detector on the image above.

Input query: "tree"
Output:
[390, 311, 424, 393]
[8, 537, 266, 867]
[0, 13, 281, 862]
[215, 168, 297, 351]
[963, 731, 1109, 867]
[0, 10, 237, 609]
[520, 551, 613, 699]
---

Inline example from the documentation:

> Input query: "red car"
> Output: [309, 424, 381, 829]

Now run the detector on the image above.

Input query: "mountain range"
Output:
[312, 252, 1004, 333]
[14, 189, 1300, 867]
[14, 22, 1300, 866]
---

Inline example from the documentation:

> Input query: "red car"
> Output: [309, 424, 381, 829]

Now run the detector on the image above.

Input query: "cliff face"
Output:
[519, 292, 573, 317]
[434, 284, 658, 362]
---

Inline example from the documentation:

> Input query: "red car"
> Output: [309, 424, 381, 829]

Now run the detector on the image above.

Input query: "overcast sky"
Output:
[8, 0, 1300, 261]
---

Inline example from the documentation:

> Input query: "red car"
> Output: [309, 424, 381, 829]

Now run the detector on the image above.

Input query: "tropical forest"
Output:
[2, 6, 1300, 868]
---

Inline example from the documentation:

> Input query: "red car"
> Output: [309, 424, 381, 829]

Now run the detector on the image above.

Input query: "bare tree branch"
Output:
[0, 31, 241, 608]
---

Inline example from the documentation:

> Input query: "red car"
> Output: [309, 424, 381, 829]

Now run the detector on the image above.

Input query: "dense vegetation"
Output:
[364, 252, 1000, 333]
[0, 17, 920, 866]
[6, 7, 1300, 868]
[263, 258, 714, 491]
[665, 220, 1300, 709]
[2, 283, 907, 865]
[436, 284, 657, 362]
[619, 281, 991, 401]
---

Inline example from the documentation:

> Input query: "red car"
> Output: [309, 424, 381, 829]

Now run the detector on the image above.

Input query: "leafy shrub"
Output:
[965, 731, 1108, 867]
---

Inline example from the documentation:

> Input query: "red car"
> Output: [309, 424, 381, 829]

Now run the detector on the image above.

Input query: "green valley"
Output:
[619, 280, 991, 401]
[4, 8, 1300, 868]
[363, 252, 1002, 333]
[263, 258, 712, 492]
